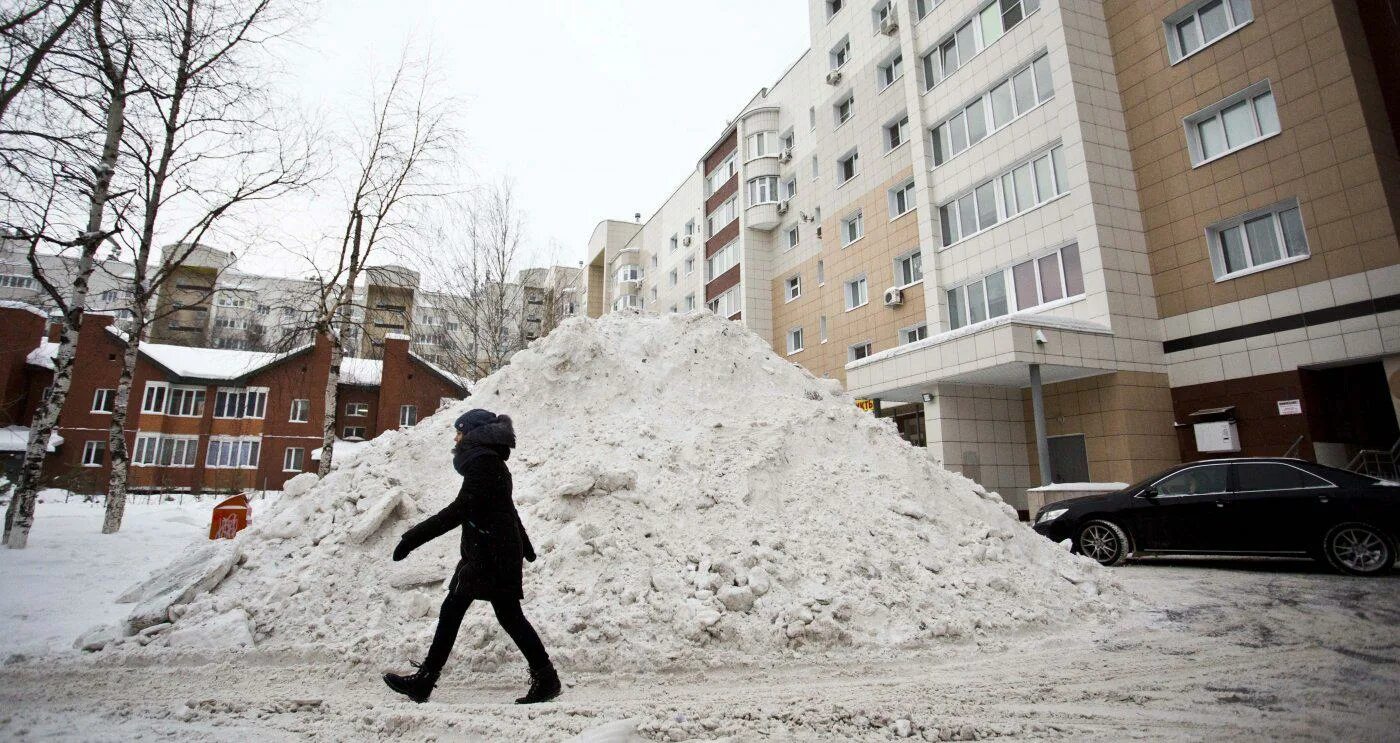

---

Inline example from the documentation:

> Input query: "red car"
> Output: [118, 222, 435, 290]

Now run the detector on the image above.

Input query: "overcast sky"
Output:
[241, 0, 810, 277]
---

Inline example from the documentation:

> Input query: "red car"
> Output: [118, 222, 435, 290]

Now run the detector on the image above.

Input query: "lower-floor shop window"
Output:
[206, 438, 260, 469]
[82, 440, 105, 467]
[283, 447, 305, 472]
[343, 426, 366, 440]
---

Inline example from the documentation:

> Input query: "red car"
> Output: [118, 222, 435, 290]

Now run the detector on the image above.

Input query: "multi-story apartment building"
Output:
[2, 239, 582, 381]
[0, 304, 468, 493]
[585, 0, 1400, 514]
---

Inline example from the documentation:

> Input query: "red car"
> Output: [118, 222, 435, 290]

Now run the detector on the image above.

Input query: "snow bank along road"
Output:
[1, 559, 1395, 742]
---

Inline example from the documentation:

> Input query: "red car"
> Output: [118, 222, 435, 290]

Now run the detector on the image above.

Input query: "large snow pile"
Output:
[97, 312, 1116, 670]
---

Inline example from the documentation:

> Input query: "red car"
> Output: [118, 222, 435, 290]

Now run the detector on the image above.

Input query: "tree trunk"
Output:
[318, 328, 342, 477]
[4, 76, 125, 549]
[101, 321, 141, 533]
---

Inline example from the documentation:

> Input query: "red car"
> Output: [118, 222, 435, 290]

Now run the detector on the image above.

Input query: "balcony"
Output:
[746, 201, 782, 231]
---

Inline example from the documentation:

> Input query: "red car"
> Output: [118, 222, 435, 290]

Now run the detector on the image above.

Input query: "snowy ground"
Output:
[0, 492, 278, 658]
[1, 504, 1396, 741]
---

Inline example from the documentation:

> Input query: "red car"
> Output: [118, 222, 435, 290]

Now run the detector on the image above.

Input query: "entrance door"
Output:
[1048, 434, 1090, 483]
[1301, 361, 1400, 463]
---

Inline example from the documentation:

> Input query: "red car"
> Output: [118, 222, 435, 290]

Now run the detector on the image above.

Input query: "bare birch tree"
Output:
[296, 52, 456, 477]
[2, 0, 135, 548]
[0, 0, 95, 126]
[99, 0, 315, 534]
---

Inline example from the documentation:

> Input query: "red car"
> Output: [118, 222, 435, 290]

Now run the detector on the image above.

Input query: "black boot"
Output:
[383, 662, 439, 703]
[515, 663, 561, 704]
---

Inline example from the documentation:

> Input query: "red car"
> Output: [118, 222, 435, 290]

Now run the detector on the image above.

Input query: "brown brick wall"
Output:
[704, 175, 738, 218]
[706, 265, 741, 303]
[703, 131, 737, 174]
[0, 308, 45, 426]
[1105, 0, 1400, 319]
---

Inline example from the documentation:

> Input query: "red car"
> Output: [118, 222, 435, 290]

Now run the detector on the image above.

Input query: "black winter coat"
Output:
[399, 417, 534, 600]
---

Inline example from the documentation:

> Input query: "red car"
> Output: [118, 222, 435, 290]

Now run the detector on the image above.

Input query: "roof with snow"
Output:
[0, 426, 63, 453]
[0, 300, 50, 320]
[27, 340, 59, 370]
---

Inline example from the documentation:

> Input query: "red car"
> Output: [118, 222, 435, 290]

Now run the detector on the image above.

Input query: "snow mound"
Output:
[100, 312, 1116, 670]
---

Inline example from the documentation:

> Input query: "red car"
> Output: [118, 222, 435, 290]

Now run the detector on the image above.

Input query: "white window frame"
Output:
[785, 274, 802, 302]
[1206, 198, 1310, 281]
[205, 436, 261, 470]
[346, 401, 369, 417]
[834, 93, 855, 126]
[939, 144, 1067, 248]
[140, 382, 169, 415]
[837, 150, 859, 184]
[705, 239, 740, 281]
[213, 387, 267, 420]
[747, 130, 779, 160]
[704, 152, 737, 196]
[845, 275, 869, 311]
[0, 273, 37, 289]
[283, 447, 305, 472]
[830, 35, 851, 70]
[289, 398, 310, 422]
[819, 315, 829, 343]
[1165, 0, 1253, 64]
[132, 433, 199, 468]
[841, 210, 865, 247]
[785, 225, 800, 251]
[885, 114, 910, 151]
[894, 250, 924, 287]
[849, 340, 874, 362]
[81, 440, 105, 467]
[1183, 80, 1280, 167]
[930, 52, 1054, 168]
[878, 51, 904, 90]
[684, 293, 696, 311]
[889, 180, 916, 218]
[707, 286, 742, 318]
[167, 386, 206, 418]
[747, 175, 780, 205]
[782, 177, 797, 200]
[91, 388, 115, 414]
[616, 264, 643, 283]
[684, 256, 695, 275]
[343, 426, 366, 439]
[669, 268, 679, 287]
[920, 0, 1040, 92]
[900, 324, 930, 345]
[399, 404, 418, 427]
[786, 327, 805, 355]
[946, 242, 1084, 330]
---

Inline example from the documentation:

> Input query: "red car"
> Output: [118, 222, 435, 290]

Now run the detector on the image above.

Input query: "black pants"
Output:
[422, 592, 550, 674]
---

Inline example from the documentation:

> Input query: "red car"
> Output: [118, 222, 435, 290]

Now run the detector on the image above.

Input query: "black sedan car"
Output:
[1032, 458, 1399, 576]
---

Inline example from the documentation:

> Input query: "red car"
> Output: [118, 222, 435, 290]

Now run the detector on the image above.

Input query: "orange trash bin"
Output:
[209, 493, 252, 540]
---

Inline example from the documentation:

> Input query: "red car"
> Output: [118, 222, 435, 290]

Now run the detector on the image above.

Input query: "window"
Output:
[214, 388, 266, 419]
[1207, 199, 1309, 280]
[890, 180, 916, 218]
[285, 398, 311, 423]
[838, 150, 859, 183]
[810, 154, 820, 181]
[781, 130, 795, 152]
[1185, 81, 1279, 165]
[650, 255, 659, 269]
[343, 426, 366, 439]
[684, 220, 695, 236]
[849, 341, 874, 361]
[915, 0, 939, 20]
[141, 382, 169, 414]
[922, 0, 1039, 90]
[946, 243, 1083, 329]
[215, 293, 247, 308]
[283, 447, 305, 472]
[931, 53, 1053, 167]
[707, 286, 742, 317]
[616, 264, 643, 283]
[1166, 0, 1252, 63]
[346, 402, 369, 417]
[835, 94, 854, 126]
[0, 274, 37, 289]
[901, 324, 929, 344]
[167, 387, 205, 417]
[782, 178, 797, 200]
[612, 294, 641, 311]
[1154, 465, 1228, 496]
[684, 256, 695, 275]
[399, 405, 418, 427]
[706, 240, 740, 280]
[878, 52, 904, 89]
[748, 130, 779, 160]
[706, 196, 738, 236]
[816, 260, 825, 285]
[91, 388, 115, 413]
[895, 251, 923, 286]
[705, 152, 737, 195]
[132, 434, 198, 467]
[670, 235, 679, 252]
[826, 0, 844, 18]
[668, 269, 679, 287]
[940, 145, 1067, 246]
[82, 440, 105, 467]
[809, 106, 817, 130]
[820, 315, 829, 342]
[841, 211, 864, 246]
[748, 176, 780, 205]
[830, 35, 851, 69]
[684, 294, 696, 311]
[785, 225, 800, 250]
[885, 114, 910, 151]
[786, 327, 805, 355]
[206, 437, 260, 469]
[786, 274, 802, 302]
[845, 276, 869, 310]
[1232, 462, 1330, 491]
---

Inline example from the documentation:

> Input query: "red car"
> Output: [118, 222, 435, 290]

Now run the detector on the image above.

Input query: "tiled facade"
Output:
[584, 0, 1400, 513]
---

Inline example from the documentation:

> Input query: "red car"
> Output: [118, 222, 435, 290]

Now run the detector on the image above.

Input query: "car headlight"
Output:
[1036, 508, 1068, 525]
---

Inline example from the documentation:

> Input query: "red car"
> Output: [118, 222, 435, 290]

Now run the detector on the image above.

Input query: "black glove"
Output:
[392, 538, 414, 562]
[524, 543, 537, 563]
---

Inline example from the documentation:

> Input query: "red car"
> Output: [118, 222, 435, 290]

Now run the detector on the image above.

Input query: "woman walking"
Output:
[383, 409, 561, 704]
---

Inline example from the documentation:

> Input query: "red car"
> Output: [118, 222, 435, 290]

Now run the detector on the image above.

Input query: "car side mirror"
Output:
[1142, 486, 1159, 499]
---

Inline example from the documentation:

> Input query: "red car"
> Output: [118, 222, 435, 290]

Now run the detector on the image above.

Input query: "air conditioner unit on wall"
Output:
[825, 70, 842, 85]
[779, 148, 793, 163]
[880, 15, 899, 35]
[682, 235, 692, 246]
[777, 200, 790, 215]
[883, 287, 904, 307]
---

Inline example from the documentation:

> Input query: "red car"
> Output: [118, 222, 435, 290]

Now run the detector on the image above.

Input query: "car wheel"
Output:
[1322, 522, 1395, 576]
[1077, 520, 1130, 567]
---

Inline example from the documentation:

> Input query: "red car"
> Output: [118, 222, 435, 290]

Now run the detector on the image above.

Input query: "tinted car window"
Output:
[1155, 465, 1228, 495]
[1233, 462, 1330, 492]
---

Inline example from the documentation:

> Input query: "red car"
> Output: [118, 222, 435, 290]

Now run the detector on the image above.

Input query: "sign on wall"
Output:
[1277, 399, 1302, 415]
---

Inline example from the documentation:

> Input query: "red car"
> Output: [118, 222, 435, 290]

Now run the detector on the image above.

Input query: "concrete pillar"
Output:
[1030, 363, 1051, 486]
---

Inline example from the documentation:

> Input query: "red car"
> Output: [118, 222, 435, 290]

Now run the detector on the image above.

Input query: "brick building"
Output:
[0, 305, 469, 493]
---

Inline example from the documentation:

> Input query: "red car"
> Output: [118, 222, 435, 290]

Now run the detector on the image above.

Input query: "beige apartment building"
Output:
[584, 0, 1400, 513]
